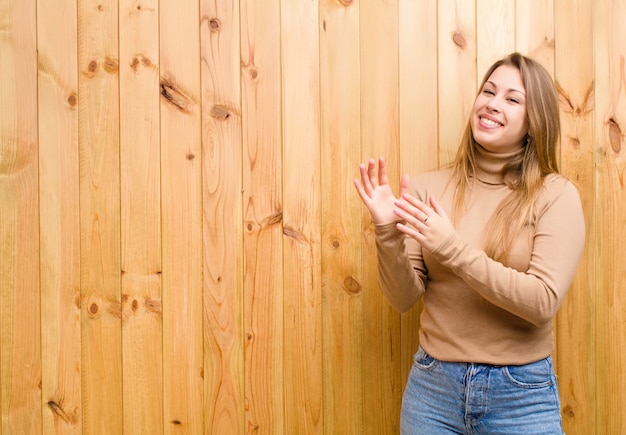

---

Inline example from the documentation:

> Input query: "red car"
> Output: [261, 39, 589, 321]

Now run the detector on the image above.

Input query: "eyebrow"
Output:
[485, 80, 526, 96]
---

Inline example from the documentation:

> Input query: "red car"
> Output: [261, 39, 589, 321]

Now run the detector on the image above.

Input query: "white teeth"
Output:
[481, 117, 502, 127]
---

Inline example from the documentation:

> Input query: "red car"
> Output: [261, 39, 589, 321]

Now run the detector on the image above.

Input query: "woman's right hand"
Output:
[353, 157, 410, 225]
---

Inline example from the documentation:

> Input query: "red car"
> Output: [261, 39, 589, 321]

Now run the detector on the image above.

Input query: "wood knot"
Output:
[160, 80, 193, 113]
[209, 18, 221, 32]
[249, 67, 259, 80]
[186, 153, 195, 160]
[452, 31, 467, 50]
[608, 117, 623, 153]
[332, 240, 340, 249]
[145, 298, 162, 314]
[562, 405, 575, 418]
[567, 136, 581, 149]
[67, 93, 77, 107]
[47, 401, 78, 425]
[87, 60, 98, 74]
[343, 275, 361, 294]
[103, 56, 119, 74]
[89, 303, 99, 315]
[209, 105, 230, 120]
[283, 226, 307, 244]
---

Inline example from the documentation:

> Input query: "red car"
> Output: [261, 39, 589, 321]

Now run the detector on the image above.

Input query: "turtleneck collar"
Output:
[472, 144, 524, 185]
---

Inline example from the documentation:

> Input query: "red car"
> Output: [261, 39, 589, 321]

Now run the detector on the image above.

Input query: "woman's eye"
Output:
[507, 97, 520, 104]
[483, 89, 495, 95]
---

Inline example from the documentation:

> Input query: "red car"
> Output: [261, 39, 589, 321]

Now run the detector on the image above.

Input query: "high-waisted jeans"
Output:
[400, 346, 564, 434]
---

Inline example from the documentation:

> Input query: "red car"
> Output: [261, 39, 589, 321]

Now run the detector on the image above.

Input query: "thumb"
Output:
[399, 174, 411, 197]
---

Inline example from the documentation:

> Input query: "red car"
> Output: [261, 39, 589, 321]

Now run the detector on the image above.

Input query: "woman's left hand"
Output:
[393, 194, 456, 252]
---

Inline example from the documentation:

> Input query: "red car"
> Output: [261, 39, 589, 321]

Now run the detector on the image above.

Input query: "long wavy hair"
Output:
[452, 52, 561, 261]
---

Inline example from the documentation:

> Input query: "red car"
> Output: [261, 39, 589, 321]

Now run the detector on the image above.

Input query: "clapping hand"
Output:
[353, 157, 410, 225]
[354, 157, 455, 252]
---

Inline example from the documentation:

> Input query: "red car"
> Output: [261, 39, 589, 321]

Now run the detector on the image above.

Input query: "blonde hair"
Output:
[452, 52, 561, 260]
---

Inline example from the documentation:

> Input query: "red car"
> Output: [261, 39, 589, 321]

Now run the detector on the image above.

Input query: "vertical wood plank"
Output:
[3, 2, 626, 433]
[554, 0, 596, 433]
[77, 0, 123, 433]
[360, 0, 402, 433]
[0, 0, 41, 433]
[437, 0, 477, 164]
[281, 0, 323, 433]
[320, 0, 363, 433]
[593, 0, 626, 433]
[119, 0, 163, 433]
[515, 0, 554, 72]
[159, 0, 204, 432]
[240, 1, 285, 432]
[398, 0, 438, 387]
[200, 1, 245, 433]
[476, 0, 515, 76]
[37, 0, 81, 432]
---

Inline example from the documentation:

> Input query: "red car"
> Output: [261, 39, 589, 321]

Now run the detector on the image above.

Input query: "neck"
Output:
[473, 144, 523, 185]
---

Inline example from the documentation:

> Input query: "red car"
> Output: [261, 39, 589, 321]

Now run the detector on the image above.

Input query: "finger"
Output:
[396, 222, 424, 241]
[378, 157, 389, 186]
[428, 195, 449, 220]
[399, 174, 411, 198]
[358, 162, 374, 194]
[400, 193, 430, 215]
[367, 158, 378, 188]
[353, 178, 370, 204]
[394, 203, 427, 227]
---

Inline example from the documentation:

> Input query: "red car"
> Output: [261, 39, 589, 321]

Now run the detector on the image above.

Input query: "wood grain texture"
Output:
[240, 1, 285, 433]
[0, 0, 41, 433]
[201, 1, 244, 433]
[119, 0, 163, 433]
[360, 1, 402, 433]
[319, 0, 363, 433]
[593, 1, 626, 433]
[554, 0, 596, 433]
[398, 0, 439, 388]
[281, 0, 323, 433]
[159, 0, 204, 432]
[515, 0, 555, 73]
[0, 1, 624, 433]
[77, 0, 123, 433]
[37, 0, 81, 432]
[476, 0, 515, 76]
[437, 0, 477, 164]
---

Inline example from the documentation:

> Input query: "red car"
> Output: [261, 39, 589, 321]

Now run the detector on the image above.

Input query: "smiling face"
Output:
[471, 65, 529, 153]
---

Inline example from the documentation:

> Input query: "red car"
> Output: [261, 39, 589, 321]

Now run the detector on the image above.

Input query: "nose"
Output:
[486, 99, 501, 112]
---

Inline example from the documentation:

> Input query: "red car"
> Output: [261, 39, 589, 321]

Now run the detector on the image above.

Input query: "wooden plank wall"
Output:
[0, 0, 624, 434]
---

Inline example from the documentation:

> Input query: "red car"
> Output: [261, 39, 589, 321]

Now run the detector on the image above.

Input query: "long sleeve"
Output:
[428, 176, 585, 327]
[375, 222, 428, 312]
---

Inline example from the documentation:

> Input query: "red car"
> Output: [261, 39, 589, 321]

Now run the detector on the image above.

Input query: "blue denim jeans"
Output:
[400, 346, 564, 434]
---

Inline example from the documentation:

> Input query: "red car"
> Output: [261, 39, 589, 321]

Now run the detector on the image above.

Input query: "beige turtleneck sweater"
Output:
[375, 146, 585, 365]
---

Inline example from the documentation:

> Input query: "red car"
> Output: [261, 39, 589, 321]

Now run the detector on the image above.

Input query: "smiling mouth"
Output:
[480, 116, 503, 128]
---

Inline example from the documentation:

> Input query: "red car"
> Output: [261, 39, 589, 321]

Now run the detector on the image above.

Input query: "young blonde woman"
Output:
[354, 53, 585, 434]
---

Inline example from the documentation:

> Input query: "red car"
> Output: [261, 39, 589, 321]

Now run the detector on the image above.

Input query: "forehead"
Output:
[485, 65, 525, 92]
